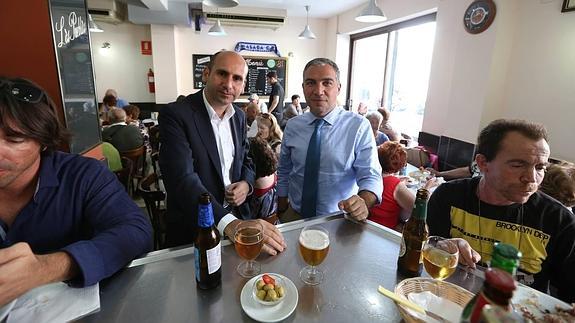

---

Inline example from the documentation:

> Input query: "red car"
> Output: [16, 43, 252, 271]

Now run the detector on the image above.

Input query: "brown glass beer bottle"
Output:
[194, 193, 222, 289]
[397, 188, 429, 277]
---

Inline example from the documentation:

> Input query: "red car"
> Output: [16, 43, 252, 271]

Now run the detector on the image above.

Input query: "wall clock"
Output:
[463, 0, 497, 34]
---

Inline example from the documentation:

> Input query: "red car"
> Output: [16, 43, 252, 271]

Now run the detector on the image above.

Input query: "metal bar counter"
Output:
[80, 215, 484, 322]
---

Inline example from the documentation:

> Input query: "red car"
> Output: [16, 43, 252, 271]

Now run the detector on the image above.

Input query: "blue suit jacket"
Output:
[159, 90, 255, 246]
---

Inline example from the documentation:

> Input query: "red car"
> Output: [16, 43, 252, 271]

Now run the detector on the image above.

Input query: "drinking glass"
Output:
[298, 225, 330, 285]
[422, 236, 459, 290]
[234, 221, 264, 278]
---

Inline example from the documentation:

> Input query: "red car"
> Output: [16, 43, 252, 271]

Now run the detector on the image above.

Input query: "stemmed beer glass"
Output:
[234, 220, 264, 278]
[422, 236, 459, 291]
[298, 225, 330, 285]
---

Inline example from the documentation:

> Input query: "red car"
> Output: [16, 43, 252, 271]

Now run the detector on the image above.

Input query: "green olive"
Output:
[263, 283, 274, 291]
[265, 289, 278, 301]
[275, 285, 285, 298]
[256, 280, 265, 290]
[256, 290, 266, 300]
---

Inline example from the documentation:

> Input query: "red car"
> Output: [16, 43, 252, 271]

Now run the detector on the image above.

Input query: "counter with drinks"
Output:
[79, 210, 495, 322]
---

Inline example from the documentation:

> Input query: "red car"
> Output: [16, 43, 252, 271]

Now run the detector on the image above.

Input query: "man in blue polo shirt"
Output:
[0, 77, 152, 306]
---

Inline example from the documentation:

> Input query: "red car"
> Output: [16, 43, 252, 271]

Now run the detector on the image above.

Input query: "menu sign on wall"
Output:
[49, 0, 100, 154]
[193, 54, 288, 97]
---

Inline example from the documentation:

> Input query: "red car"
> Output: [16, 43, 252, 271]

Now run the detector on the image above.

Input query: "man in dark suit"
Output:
[159, 51, 286, 255]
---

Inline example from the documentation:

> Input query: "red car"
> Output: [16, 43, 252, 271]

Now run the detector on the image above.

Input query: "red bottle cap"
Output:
[485, 268, 517, 293]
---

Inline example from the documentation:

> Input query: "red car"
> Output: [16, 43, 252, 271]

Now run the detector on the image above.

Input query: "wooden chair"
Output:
[148, 125, 160, 154]
[138, 173, 167, 250]
[120, 145, 146, 196]
[113, 157, 132, 192]
[150, 151, 161, 179]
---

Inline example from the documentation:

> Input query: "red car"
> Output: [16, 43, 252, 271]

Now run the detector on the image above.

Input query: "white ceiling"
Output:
[171, 0, 369, 18]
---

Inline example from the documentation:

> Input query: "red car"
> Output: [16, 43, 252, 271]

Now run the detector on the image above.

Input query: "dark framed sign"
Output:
[192, 54, 288, 97]
[562, 0, 575, 12]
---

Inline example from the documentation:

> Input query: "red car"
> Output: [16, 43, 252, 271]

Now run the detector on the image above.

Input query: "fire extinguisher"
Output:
[147, 68, 155, 93]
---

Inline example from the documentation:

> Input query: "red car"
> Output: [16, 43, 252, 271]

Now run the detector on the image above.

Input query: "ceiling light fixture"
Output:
[88, 14, 104, 32]
[355, 0, 387, 23]
[208, 19, 227, 36]
[298, 5, 316, 39]
[202, 0, 239, 8]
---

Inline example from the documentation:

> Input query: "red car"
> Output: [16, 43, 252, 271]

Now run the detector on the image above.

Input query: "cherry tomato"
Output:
[262, 274, 275, 286]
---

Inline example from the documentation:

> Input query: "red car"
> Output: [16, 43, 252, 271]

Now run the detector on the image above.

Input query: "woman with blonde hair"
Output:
[256, 113, 283, 155]
[369, 141, 436, 231]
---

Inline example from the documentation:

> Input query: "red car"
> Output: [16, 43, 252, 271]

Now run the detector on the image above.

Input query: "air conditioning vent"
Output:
[203, 5, 286, 30]
[87, 0, 126, 24]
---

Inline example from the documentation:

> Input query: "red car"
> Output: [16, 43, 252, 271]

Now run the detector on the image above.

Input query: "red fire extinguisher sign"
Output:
[148, 68, 155, 93]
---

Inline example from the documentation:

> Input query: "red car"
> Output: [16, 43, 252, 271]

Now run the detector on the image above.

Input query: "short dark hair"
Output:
[303, 58, 340, 83]
[249, 136, 277, 178]
[124, 104, 140, 119]
[266, 71, 277, 79]
[539, 163, 575, 207]
[476, 119, 548, 161]
[0, 77, 70, 152]
[291, 94, 300, 101]
[103, 94, 117, 107]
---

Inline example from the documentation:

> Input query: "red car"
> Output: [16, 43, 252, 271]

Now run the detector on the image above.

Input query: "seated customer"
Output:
[102, 108, 144, 152]
[369, 142, 434, 231]
[248, 136, 279, 222]
[539, 163, 575, 210]
[123, 104, 141, 127]
[427, 119, 575, 303]
[366, 111, 389, 145]
[0, 77, 152, 306]
[99, 94, 117, 124]
[282, 94, 303, 127]
[377, 107, 401, 142]
[257, 113, 283, 155]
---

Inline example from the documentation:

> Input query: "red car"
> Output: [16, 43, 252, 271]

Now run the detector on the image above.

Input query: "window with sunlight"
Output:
[349, 14, 436, 139]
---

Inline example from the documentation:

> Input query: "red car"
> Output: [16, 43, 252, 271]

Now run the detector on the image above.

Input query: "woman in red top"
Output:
[369, 142, 435, 231]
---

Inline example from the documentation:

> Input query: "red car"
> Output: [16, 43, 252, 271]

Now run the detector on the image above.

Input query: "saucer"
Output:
[241, 273, 298, 322]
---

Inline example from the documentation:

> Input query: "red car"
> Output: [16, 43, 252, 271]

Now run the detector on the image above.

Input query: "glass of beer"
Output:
[234, 220, 264, 278]
[298, 225, 330, 285]
[422, 236, 459, 281]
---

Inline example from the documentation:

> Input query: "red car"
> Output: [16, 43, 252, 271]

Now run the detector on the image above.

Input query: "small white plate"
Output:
[241, 274, 298, 323]
[0, 299, 17, 321]
[512, 284, 571, 320]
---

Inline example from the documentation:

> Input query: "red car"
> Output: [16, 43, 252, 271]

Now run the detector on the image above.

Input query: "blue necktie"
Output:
[301, 118, 325, 218]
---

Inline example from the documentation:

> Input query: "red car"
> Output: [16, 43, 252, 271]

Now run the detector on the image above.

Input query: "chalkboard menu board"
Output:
[193, 54, 288, 97]
[49, 0, 101, 154]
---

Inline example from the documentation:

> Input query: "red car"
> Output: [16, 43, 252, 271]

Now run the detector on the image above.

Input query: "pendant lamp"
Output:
[298, 5, 316, 39]
[202, 0, 239, 8]
[88, 14, 104, 32]
[208, 19, 227, 36]
[355, 0, 387, 23]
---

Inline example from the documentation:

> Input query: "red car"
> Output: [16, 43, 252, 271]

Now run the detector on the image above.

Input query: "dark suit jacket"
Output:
[159, 90, 255, 246]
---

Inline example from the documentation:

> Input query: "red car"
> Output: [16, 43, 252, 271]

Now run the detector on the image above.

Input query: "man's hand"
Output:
[225, 181, 250, 206]
[338, 195, 369, 222]
[225, 220, 287, 256]
[448, 238, 481, 268]
[0, 243, 77, 306]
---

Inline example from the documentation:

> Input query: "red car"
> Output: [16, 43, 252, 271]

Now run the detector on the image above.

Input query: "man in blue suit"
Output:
[159, 51, 286, 255]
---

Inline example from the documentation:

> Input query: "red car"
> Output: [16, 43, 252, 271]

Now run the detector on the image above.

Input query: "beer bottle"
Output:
[194, 193, 222, 289]
[490, 243, 521, 276]
[397, 188, 429, 277]
[461, 268, 517, 323]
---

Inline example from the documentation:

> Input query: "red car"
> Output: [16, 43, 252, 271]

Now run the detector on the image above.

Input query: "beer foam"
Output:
[299, 229, 329, 250]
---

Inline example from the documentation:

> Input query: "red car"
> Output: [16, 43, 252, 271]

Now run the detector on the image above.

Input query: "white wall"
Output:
[423, 0, 575, 161]
[90, 21, 155, 102]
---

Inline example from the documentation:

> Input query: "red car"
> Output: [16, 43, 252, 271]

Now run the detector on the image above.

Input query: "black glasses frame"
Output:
[0, 79, 46, 104]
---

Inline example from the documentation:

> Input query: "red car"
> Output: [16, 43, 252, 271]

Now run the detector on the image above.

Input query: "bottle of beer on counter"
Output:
[490, 243, 522, 276]
[461, 268, 517, 323]
[194, 193, 222, 289]
[397, 188, 429, 277]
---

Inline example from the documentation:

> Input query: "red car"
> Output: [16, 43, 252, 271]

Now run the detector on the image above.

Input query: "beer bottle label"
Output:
[206, 242, 222, 274]
[399, 236, 406, 257]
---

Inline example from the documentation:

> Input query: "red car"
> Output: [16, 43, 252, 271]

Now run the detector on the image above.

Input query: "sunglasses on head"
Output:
[0, 79, 45, 104]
